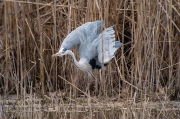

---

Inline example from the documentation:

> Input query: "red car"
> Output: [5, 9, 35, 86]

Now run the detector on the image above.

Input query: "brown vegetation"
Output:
[0, 0, 180, 103]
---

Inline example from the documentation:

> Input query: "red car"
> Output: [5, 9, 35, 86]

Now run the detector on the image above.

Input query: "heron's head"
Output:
[52, 48, 69, 57]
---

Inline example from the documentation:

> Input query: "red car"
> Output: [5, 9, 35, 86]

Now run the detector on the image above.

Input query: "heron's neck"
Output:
[68, 50, 81, 68]
[68, 50, 90, 71]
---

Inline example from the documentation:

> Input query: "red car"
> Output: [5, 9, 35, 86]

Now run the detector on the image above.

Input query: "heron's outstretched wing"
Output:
[97, 26, 122, 64]
[79, 25, 122, 69]
[60, 20, 104, 50]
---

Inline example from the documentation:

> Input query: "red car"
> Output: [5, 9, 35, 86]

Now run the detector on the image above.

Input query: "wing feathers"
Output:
[61, 20, 104, 50]
[97, 26, 122, 64]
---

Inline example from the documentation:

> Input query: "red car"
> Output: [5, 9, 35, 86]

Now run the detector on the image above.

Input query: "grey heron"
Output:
[52, 20, 122, 77]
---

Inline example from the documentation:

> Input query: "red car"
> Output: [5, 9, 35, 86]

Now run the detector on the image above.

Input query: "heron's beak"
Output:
[52, 52, 60, 57]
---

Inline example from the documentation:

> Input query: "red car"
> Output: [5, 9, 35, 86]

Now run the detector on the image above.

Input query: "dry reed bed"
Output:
[2, 97, 180, 112]
[0, 0, 180, 103]
[1, 96, 180, 118]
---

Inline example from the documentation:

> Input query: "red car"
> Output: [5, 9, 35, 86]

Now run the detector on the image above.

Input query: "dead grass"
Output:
[1, 94, 180, 118]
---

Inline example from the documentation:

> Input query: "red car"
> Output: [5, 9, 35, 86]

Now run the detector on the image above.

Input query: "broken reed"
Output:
[0, 0, 180, 101]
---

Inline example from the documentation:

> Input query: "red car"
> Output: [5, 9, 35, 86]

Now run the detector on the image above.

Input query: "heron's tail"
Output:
[97, 26, 122, 64]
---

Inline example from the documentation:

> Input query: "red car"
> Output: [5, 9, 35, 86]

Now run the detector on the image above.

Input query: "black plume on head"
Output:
[63, 48, 68, 51]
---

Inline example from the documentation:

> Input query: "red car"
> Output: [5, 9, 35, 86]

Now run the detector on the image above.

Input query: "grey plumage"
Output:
[61, 20, 103, 50]
[52, 20, 122, 76]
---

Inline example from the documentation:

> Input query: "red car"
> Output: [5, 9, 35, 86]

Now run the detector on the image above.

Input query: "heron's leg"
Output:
[98, 79, 102, 98]
[98, 69, 103, 98]
[86, 73, 92, 95]
[86, 76, 90, 94]
[94, 74, 101, 96]
[95, 77, 98, 95]
[87, 71, 99, 96]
